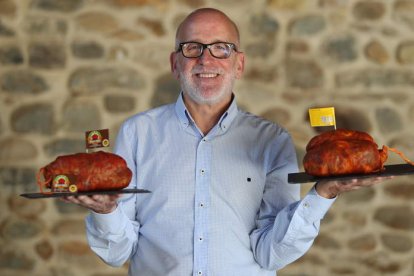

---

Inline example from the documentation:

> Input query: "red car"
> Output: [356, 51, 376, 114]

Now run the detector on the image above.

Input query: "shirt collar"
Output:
[175, 92, 239, 132]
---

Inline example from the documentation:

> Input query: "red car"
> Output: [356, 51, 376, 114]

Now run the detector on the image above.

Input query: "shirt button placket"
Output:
[194, 137, 210, 276]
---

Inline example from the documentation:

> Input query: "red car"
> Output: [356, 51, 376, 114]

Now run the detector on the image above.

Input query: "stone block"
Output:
[104, 95, 136, 113]
[0, 70, 48, 94]
[69, 67, 145, 95]
[44, 138, 85, 156]
[0, 139, 38, 163]
[0, 45, 23, 65]
[1, 216, 44, 240]
[29, 42, 66, 69]
[8, 195, 46, 218]
[71, 41, 104, 59]
[353, 1, 386, 20]
[150, 73, 180, 108]
[62, 101, 101, 132]
[11, 103, 55, 134]
[30, 0, 84, 12]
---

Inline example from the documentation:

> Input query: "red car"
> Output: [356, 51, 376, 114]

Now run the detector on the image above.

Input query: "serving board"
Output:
[20, 188, 151, 199]
[288, 164, 414, 184]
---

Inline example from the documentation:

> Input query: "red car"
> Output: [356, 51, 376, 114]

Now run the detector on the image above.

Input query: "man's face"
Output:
[170, 12, 245, 105]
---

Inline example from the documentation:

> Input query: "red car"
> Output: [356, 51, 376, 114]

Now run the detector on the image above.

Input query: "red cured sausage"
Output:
[303, 129, 388, 176]
[37, 151, 132, 193]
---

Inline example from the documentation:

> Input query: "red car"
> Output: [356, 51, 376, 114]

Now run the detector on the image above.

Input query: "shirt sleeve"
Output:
[85, 120, 141, 267]
[250, 131, 336, 271]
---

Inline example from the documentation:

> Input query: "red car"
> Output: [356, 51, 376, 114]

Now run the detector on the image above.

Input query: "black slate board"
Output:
[288, 164, 414, 184]
[20, 188, 151, 199]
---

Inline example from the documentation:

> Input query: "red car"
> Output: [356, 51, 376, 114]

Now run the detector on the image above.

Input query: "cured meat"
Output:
[37, 151, 132, 193]
[303, 129, 388, 176]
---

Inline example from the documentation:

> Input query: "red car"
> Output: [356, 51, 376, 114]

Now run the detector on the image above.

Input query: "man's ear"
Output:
[170, 52, 180, 80]
[235, 52, 245, 79]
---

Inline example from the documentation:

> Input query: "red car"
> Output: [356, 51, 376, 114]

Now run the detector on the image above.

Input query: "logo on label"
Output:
[85, 129, 110, 149]
[52, 175, 70, 191]
[88, 130, 103, 145]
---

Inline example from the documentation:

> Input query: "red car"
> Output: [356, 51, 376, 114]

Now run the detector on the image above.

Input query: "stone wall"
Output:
[1, 0, 414, 275]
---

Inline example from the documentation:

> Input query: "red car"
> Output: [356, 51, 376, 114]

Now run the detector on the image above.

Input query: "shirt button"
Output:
[303, 202, 310, 208]
[200, 169, 205, 175]
[198, 271, 202, 275]
[199, 202, 204, 207]
[199, 237, 203, 241]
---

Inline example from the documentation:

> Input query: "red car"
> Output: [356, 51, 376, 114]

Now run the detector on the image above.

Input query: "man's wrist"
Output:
[315, 182, 338, 199]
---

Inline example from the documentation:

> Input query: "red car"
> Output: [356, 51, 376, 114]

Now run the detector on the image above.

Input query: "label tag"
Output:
[85, 129, 110, 149]
[308, 107, 336, 128]
[52, 174, 78, 193]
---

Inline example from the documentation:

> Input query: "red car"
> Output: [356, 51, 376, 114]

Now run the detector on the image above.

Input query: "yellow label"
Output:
[309, 107, 336, 127]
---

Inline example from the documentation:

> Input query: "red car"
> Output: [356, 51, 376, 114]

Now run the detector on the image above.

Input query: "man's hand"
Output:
[315, 176, 393, 199]
[60, 194, 121, 214]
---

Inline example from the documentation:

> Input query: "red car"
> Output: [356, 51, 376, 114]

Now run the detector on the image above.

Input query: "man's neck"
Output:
[183, 94, 232, 135]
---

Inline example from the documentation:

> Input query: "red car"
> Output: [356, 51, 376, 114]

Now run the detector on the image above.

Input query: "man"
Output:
[64, 8, 387, 275]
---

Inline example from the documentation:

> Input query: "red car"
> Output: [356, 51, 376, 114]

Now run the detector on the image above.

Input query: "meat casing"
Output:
[37, 151, 132, 192]
[303, 129, 388, 176]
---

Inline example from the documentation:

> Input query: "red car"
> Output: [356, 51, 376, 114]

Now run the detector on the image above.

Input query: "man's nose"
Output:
[198, 47, 215, 62]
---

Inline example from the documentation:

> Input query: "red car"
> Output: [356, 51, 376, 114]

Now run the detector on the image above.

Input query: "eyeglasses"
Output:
[177, 42, 238, 59]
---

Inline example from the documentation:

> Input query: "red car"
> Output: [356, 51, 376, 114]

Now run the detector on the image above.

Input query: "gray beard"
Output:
[179, 72, 235, 105]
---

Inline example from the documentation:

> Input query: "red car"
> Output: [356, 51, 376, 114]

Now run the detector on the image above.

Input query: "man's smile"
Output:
[196, 73, 219, 78]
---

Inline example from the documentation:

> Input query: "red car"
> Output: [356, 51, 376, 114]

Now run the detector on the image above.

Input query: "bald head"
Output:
[175, 8, 240, 50]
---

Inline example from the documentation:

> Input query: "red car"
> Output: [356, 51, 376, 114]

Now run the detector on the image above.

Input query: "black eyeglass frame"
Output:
[177, 41, 239, 59]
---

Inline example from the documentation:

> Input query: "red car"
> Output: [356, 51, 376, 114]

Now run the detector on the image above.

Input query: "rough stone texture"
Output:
[76, 12, 119, 35]
[62, 101, 101, 132]
[321, 34, 358, 63]
[44, 138, 85, 156]
[0, 0, 16, 17]
[365, 40, 389, 64]
[69, 67, 145, 95]
[381, 233, 413, 253]
[375, 106, 403, 133]
[0, 70, 48, 94]
[2, 1, 414, 275]
[1, 217, 44, 240]
[336, 69, 414, 88]
[52, 219, 87, 236]
[150, 73, 181, 108]
[71, 41, 104, 59]
[374, 206, 414, 230]
[0, 20, 15, 36]
[353, 1, 386, 21]
[104, 95, 136, 113]
[0, 250, 34, 271]
[383, 182, 414, 199]
[54, 199, 89, 215]
[348, 234, 377, 251]
[29, 42, 66, 69]
[0, 45, 23, 65]
[23, 16, 68, 37]
[31, 0, 84, 12]
[341, 186, 375, 203]
[260, 107, 290, 127]
[35, 240, 54, 261]
[11, 103, 55, 134]
[396, 41, 414, 64]
[0, 139, 37, 163]
[393, 0, 414, 31]
[137, 17, 165, 36]
[8, 196, 46, 219]
[289, 15, 326, 36]
[286, 59, 323, 89]
[0, 167, 37, 191]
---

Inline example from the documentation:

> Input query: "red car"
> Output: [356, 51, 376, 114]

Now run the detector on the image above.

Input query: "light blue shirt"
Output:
[85, 94, 335, 276]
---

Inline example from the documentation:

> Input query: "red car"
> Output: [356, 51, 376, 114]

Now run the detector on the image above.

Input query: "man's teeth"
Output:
[198, 73, 218, 78]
